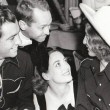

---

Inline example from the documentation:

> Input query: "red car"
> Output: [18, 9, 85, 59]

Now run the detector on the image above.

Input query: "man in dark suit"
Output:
[16, 0, 52, 67]
[0, 5, 35, 110]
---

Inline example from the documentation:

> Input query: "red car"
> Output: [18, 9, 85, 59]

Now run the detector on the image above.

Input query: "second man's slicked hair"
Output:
[16, 0, 49, 26]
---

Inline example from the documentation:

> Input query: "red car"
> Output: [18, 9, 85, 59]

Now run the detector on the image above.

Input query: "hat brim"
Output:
[79, 3, 99, 34]
[79, 3, 110, 46]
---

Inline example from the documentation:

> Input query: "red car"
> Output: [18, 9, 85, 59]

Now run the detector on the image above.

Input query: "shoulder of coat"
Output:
[80, 58, 93, 67]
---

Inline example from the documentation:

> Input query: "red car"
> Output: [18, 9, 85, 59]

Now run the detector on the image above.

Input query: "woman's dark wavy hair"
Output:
[0, 5, 16, 38]
[86, 23, 110, 61]
[32, 46, 64, 95]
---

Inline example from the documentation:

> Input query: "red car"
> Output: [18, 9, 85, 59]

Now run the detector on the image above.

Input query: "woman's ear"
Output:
[42, 72, 50, 80]
[19, 20, 28, 30]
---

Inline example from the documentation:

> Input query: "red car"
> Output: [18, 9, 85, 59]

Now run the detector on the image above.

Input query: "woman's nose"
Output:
[83, 36, 87, 45]
[64, 61, 70, 69]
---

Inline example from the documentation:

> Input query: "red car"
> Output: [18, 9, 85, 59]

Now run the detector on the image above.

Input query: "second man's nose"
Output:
[15, 34, 22, 46]
[43, 26, 50, 35]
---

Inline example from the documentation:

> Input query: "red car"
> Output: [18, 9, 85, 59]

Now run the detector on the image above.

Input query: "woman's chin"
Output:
[88, 51, 96, 57]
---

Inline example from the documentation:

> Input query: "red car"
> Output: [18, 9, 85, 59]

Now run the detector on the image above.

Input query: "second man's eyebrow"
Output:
[41, 24, 48, 27]
[7, 33, 17, 40]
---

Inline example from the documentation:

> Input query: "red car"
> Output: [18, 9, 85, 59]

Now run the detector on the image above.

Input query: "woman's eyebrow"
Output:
[53, 60, 60, 65]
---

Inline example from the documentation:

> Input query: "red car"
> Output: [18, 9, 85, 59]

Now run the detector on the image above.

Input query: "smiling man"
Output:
[16, 0, 52, 46]
[0, 5, 35, 110]
[15, 0, 52, 68]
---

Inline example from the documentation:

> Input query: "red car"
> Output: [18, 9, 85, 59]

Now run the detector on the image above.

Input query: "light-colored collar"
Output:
[1, 56, 19, 68]
[18, 31, 32, 47]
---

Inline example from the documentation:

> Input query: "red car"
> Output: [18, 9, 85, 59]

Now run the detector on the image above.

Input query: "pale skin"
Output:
[0, 21, 21, 66]
[19, 8, 52, 44]
[42, 51, 72, 99]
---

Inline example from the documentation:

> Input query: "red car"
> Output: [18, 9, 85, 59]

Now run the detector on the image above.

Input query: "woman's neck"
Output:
[100, 60, 108, 72]
[48, 82, 70, 99]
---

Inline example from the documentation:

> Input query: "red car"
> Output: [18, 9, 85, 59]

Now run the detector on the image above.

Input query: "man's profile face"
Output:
[0, 21, 21, 59]
[25, 8, 52, 42]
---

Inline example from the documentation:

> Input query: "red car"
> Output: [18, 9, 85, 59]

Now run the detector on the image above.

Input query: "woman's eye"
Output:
[56, 62, 60, 67]
[64, 57, 68, 62]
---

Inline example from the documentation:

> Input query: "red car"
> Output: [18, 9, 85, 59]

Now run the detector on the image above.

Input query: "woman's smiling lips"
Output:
[63, 70, 70, 76]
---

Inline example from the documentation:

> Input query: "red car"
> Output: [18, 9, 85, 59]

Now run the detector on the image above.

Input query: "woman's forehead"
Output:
[50, 51, 63, 56]
[49, 51, 64, 61]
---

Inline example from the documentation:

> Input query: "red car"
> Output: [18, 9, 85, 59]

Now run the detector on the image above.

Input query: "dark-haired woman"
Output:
[33, 48, 76, 110]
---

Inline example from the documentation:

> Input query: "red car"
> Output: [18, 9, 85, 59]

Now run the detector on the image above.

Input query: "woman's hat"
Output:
[79, 3, 110, 46]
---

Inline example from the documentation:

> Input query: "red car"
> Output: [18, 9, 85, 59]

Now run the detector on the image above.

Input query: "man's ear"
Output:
[42, 72, 50, 81]
[19, 20, 28, 30]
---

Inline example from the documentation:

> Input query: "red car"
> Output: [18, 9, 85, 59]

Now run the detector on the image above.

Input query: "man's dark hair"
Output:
[0, 5, 16, 38]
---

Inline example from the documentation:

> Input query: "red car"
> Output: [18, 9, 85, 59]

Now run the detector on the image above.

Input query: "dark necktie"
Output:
[58, 104, 75, 110]
[58, 104, 66, 110]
